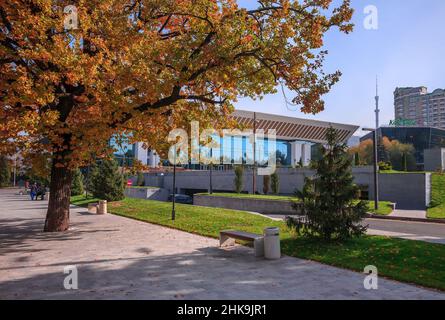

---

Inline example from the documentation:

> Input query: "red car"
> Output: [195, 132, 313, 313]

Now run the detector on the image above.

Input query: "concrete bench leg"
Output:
[220, 234, 236, 247]
[254, 237, 264, 257]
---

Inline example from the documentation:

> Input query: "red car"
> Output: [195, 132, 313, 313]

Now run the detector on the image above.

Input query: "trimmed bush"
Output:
[271, 172, 279, 194]
[263, 175, 270, 194]
[234, 166, 244, 194]
[136, 172, 145, 186]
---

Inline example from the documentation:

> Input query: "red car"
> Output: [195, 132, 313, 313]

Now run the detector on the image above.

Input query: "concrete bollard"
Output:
[97, 200, 107, 215]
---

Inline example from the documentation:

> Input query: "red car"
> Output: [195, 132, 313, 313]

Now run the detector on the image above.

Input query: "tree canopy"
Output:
[0, 0, 354, 231]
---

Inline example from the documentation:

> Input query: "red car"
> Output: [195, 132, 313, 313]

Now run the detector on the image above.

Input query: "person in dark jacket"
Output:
[30, 183, 37, 201]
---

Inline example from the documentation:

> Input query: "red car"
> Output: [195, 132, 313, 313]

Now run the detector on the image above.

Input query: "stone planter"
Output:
[194, 195, 302, 216]
[88, 203, 97, 214]
[97, 200, 107, 215]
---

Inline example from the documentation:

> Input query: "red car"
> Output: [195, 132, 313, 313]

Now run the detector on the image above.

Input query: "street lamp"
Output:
[209, 148, 213, 194]
[362, 127, 379, 211]
[171, 144, 177, 221]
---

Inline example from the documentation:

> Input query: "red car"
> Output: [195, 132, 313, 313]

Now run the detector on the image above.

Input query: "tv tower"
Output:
[375, 76, 380, 129]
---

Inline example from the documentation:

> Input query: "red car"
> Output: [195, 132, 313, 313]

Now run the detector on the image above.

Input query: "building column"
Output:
[291, 142, 311, 167]
[148, 150, 159, 168]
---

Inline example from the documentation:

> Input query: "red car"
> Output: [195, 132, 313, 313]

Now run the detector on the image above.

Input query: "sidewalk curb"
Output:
[366, 214, 445, 224]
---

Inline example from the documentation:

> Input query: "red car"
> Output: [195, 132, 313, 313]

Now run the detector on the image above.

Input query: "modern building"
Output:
[112, 110, 359, 169]
[394, 87, 445, 129]
[424, 148, 445, 172]
[361, 126, 445, 170]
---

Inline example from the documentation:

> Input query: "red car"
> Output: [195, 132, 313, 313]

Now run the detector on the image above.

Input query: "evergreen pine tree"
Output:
[71, 169, 84, 196]
[271, 172, 280, 194]
[287, 127, 368, 241]
[0, 156, 11, 187]
[92, 159, 125, 201]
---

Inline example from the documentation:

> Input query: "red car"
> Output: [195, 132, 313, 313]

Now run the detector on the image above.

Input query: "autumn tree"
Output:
[0, 0, 354, 231]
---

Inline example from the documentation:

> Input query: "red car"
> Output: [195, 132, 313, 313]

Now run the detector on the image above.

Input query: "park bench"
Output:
[219, 230, 264, 257]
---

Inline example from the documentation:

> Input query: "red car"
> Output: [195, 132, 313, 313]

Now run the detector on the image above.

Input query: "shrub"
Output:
[287, 127, 368, 241]
[92, 159, 125, 201]
[298, 158, 304, 168]
[136, 172, 145, 186]
[234, 166, 244, 193]
[71, 169, 84, 196]
[263, 175, 270, 194]
[271, 172, 280, 194]
[378, 161, 392, 171]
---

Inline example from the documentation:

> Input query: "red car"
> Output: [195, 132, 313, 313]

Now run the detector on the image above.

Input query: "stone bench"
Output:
[219, 230, 264, 257]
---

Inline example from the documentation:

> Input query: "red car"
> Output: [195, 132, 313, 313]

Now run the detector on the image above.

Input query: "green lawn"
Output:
[198, 193, 394, 216]
[366, 201, 394, 216]
[71, 196, 445, 291]
[428, 174, 445, 219]
[71, 195, 101, 207]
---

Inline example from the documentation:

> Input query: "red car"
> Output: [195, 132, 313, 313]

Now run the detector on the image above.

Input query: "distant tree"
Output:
[234, 166, 244, 194]
[263, 175, 270, 195]
[71, 169, 85, 196]
[92, 159, 125, 202]
[271, 172, 280, 194]
[0, 156, 11, 187]
[402, 153, 408, 172]
[350, 137, 416, 171]
[287, 127, 368, 241]
[382, 138, 416, 171]
[348, 139, 373, 165]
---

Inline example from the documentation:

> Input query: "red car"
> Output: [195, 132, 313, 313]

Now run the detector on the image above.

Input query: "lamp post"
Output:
[363, 128, 379, 211]
[209, 148, 213, 194]
[172, 145, 176, 221]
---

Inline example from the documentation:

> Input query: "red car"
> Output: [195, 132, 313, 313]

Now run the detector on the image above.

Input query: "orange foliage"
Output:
[0, 0, 354, 169]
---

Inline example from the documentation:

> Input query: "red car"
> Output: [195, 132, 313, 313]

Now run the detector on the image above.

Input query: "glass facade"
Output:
[362, 127, 445, 167]
[183, 136, 294, 168]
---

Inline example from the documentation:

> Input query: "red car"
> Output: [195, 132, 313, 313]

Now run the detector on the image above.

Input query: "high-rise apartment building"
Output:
[394, 87, 445, 129]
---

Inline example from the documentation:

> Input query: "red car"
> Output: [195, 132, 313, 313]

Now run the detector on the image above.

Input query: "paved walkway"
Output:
[367, 219, 445, 244]
[390, 209, 427, 219]
[0, 189, 444, 300]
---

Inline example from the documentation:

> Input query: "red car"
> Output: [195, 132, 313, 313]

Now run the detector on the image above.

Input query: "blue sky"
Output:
[235, 0, 445, 135]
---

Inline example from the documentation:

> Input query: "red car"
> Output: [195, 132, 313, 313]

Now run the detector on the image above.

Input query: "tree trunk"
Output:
[44, 162, 73, 232]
